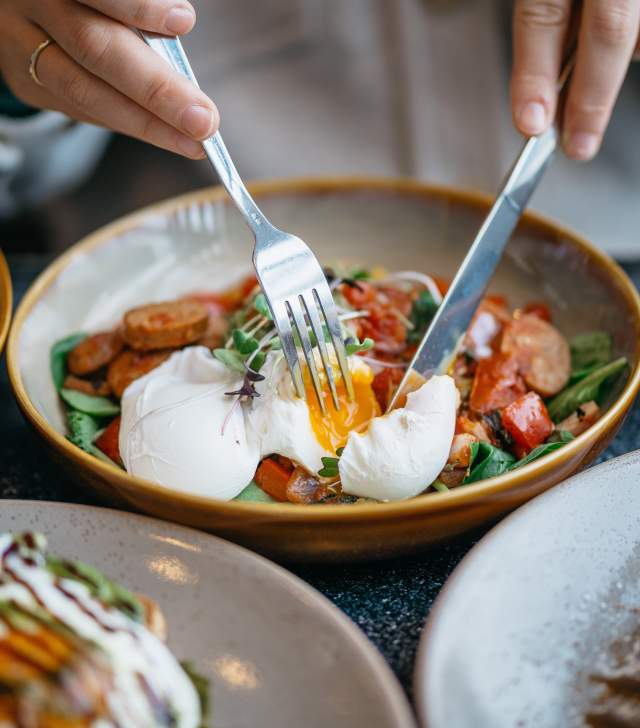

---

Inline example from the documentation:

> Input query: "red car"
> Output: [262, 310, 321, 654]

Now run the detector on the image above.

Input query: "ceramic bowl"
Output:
[7, 178, 640, 562]
[0, 250, 11, 353]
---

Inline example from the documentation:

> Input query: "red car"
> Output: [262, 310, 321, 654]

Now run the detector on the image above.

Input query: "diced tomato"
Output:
[372, 368, 405, 411]
[469, 353, 526, 415]
[254, 458, 293, 502]
[189, 274, 258, 313]
[523, 302, 552, 322]
[485, 293, 508, 308]
[432, 276, 450, 296]
[501, 392, 554, 458]
[456, 415, 491, 443]
[95, 417, 123, 466]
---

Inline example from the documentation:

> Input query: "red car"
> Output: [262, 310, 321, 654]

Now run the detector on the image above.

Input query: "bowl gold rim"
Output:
[0, 250, 12, 354]
[7, 176, 640, 524]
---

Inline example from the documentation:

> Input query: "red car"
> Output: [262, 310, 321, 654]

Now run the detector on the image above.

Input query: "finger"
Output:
[29, 0, 219, 141]
[511, 0, 572, 136]
[76, 0, 196, 36]
[563, 0, 640, 160]
[10, 20, 206, 159]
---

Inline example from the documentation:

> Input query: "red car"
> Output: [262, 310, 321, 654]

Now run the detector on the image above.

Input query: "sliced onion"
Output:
[382, 271, 443, 304]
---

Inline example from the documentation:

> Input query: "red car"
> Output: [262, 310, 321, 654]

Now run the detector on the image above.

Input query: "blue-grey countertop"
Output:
[2, 253, 639, 698]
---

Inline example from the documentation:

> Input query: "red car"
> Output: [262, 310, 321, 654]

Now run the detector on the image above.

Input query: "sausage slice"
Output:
[107, 350, 172, 398]
[501, 314, 570, 397]
[63, 375, 112, 398]
[67, 330, 124, 376]
[123, 301, 209, 351]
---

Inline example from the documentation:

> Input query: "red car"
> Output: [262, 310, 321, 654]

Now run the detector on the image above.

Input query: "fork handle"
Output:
[140, 32, 270, 236]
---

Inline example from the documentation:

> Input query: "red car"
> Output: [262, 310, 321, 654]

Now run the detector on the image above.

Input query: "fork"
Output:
[140, 32, 353, 413]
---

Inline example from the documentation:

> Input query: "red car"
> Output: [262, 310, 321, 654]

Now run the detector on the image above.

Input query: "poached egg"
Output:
[119, 347, 457, 502]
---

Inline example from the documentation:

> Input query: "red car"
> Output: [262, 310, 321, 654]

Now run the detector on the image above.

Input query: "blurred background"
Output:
[1, 0, 639, 259]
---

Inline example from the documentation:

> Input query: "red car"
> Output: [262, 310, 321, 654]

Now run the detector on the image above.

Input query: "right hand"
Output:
[0, 0, 219, 159]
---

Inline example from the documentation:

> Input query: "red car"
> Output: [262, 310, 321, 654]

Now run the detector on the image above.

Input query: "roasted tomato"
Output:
[372, 368, 405, 411]
[189, 275, 258, 313]
[469, 352, 526, 415]
[342, 281, 411, 356]
[95, 417, 123, 466]
[254, 458, 293, 502]
[523, 301, 552, 322]
[501, 392, 553, 458]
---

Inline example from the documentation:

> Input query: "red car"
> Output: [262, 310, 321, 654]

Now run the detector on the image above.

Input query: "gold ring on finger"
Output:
[29, 38, 56, 87]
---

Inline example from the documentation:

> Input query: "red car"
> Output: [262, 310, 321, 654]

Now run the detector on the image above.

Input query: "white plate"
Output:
[0, 500, 415, 728]
[414, 451, 640, 728]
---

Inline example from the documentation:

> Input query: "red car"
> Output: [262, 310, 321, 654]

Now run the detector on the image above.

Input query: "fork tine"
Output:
[286, 298, 327, 415]
[272, 301, 305, 400]
[314, 287, 355, 401]
[300, 293, 340, 411]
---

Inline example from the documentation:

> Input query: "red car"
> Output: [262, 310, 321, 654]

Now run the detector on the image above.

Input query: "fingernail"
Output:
[181, 104, 214, 138]
[165, 7, 195, 35]
[176, 135, 206, 159]
[564, 132, 600, 161]
[517, 102, 547, 135]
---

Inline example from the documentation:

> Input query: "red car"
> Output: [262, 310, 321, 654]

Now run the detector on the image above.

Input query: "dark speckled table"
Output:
[2, 253, 640, 700]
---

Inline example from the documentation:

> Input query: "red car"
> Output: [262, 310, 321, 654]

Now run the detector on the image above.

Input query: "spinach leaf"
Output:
[408, 291, 439, 344]
[464, 442, 515, 484]
[570, 331, 612, 374]
[50, 333, 86, 390]
[547, 429, 575, 444]
[60, 388, 120, 417]
[547, 357, 627, 422]
[510, 438, 572, 471]
[234, 482, 276, 503]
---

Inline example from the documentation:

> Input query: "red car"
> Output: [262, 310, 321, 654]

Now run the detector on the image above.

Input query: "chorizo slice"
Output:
[67, 330, 124, 376]
[123, 301, 208, 351]
[63, 375, 112, 398]
[501, 314, 570, 397]
[556, 400, 600, 437]
[107, 350, 172, 399]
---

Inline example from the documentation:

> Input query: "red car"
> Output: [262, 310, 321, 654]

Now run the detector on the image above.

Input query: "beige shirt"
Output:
[185, 0, 640, 259]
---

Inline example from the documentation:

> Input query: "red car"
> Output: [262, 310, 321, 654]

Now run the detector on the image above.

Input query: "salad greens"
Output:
[463, 430, 576, 484]
[50, 332, 86, 390]
[569, 331, 613, 383]
[59, 388, 120, 417]
[547, 357, 627, 422]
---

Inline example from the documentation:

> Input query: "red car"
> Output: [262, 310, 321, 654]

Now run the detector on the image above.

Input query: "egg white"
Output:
[119, 348, 457, 502]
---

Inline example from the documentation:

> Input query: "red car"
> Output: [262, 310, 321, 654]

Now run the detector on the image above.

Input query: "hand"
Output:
[511, 0, 640, 160]
[0, 0, 219, 159]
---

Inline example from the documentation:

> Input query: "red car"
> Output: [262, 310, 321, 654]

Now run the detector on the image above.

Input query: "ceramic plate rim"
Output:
[6, 177, 640, 521]
[413, 449, 640, 727]
[0, 497, 416, 727]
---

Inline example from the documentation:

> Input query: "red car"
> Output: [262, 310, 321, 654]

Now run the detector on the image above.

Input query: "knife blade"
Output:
[387, 126, 559, 410]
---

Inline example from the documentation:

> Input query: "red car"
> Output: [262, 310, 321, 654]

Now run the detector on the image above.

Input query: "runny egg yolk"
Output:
[305, 365, 381, 453]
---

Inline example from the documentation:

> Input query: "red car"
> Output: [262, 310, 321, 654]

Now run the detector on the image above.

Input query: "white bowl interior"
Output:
[17, 185, 636, 441]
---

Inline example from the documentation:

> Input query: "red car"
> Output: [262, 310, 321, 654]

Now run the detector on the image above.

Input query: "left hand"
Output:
[511, 0, 640, 160]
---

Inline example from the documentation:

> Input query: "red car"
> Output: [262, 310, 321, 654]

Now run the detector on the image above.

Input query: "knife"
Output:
[387, 56, 576, 411]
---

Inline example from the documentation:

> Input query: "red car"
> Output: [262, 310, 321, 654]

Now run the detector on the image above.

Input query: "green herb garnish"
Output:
[232, 328, 260, 355]
[180, 661, 210, 727]
[432, 480, 450, 493]
[345, 337, 374, 356]
[253, 293, 272, 320]
[318, 447, 345, 478]
[213, 348, 247, 374]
